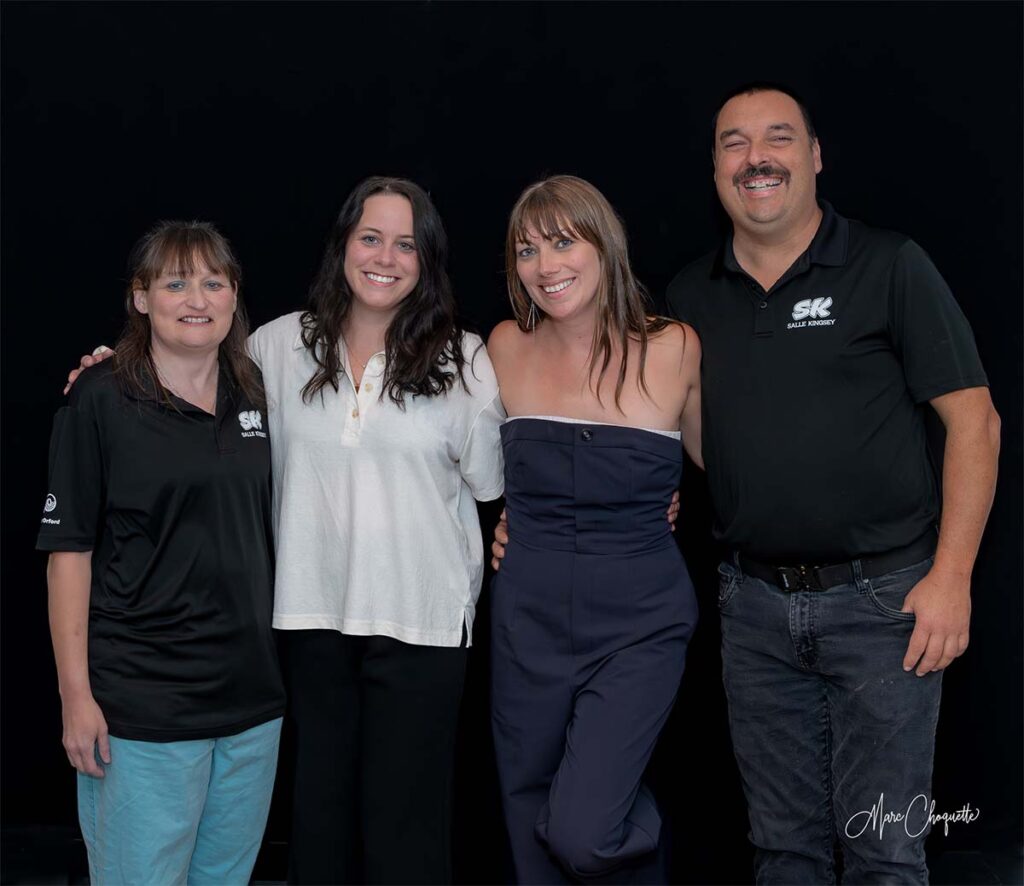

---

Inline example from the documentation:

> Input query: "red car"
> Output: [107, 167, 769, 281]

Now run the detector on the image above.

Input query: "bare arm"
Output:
[680, 374, 703, 471]
[487, 323, 513, 572]
[901, 386, 1001, 674]
[48, 551, 110, 776]
[678, 325, 703, 470]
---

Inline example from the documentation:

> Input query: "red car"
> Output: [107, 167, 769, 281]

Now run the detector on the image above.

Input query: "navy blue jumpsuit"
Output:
[491, 418, 698, 883]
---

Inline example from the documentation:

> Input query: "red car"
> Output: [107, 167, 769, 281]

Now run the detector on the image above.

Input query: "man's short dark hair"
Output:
[711, 82, 817, 146]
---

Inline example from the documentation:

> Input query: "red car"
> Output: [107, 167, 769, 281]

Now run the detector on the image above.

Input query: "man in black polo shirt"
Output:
[666, 84, 1001, 883]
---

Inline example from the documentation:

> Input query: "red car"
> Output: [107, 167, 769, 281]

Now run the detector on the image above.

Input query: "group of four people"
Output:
[39, 83, 999, 885]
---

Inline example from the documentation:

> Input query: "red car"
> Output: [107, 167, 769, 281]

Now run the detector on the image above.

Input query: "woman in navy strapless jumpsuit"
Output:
[488, 176, 702, 884]
[493, 419, 697, 882]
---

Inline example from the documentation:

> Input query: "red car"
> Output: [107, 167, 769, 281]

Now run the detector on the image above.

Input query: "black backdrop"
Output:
[3, 2, 1021, 883]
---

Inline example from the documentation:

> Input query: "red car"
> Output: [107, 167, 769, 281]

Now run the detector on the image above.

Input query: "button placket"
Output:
[353, 353, 386, 424]
[343, 383, 361, 438]
[338, 345, 364, 440]
[753, 295, 775, 338]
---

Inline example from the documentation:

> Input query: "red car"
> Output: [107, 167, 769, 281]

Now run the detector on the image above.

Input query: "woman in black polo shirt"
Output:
[37, 221, 286, 886]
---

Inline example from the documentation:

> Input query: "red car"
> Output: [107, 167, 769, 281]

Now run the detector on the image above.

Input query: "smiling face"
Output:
[343, 193, 420, 320]
[515, 227, 602, 323]
[133, 261, 236, 356]
[714, 89, 822, 237]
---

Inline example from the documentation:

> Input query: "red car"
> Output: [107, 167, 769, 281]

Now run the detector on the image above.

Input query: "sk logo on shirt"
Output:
[239, 410, 267, 438]
[788, 297, 836, 329]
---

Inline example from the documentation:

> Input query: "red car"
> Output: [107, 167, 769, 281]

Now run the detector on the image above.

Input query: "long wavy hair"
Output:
[114, 220, 264, 409]
[300, 176, 466, 406]
[505, 175, 668, 409]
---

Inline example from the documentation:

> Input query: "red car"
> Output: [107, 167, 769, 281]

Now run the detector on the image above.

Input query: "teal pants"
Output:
[77, 717, 282, 886]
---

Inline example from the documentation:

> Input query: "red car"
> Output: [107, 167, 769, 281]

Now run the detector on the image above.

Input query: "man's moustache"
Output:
[733, 165, 790, 185]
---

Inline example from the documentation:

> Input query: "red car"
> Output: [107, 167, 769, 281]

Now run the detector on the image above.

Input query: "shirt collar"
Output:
[711, 198, 849, 279]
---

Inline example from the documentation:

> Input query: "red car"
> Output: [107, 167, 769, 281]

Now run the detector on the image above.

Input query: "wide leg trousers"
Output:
[285, 630, 467, 885]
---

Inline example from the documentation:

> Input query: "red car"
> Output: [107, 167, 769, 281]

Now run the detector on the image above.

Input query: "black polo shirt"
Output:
[37, 359, 285, 741]
[667, 201, 988, 562]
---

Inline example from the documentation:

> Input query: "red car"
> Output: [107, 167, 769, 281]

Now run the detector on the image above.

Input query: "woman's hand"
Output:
[490, 510, 509, 571]
[63, 346, 114, 395]
[61, 691, 111, 777]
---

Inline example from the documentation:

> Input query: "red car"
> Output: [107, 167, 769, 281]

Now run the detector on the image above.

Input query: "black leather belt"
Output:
[736, 533, 937, 592]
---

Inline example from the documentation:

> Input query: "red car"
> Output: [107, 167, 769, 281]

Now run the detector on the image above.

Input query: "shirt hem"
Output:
[910, 375, 989, 404]
[473, 483, 505, 502]
[105, 704, 285, 743]
[272, 615, 467, 648]
[35, 538, 94, 552]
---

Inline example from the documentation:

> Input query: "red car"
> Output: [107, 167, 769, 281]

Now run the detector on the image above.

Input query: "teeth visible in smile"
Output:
[366, 273, 397, 284]
[180, 317, 211, 323]
[543, 278, 574, 293]
[743, 178, 783, 190]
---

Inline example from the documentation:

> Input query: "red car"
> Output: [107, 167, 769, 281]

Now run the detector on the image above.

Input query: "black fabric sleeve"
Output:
[887, 240, 989, 403]
[36, 384, 106, 552]
[665, 273, 694, 326]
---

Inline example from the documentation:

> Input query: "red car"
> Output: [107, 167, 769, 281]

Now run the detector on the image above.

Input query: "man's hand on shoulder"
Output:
[900, 568, 971, 675]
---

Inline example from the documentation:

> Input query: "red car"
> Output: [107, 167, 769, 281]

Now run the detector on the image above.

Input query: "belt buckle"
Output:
[776, 564, 818, 591]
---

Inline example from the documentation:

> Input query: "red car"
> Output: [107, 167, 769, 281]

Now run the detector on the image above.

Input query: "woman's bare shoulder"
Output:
[643, 320, 701, 384]
[647, 318, 698, 352]
[487, 319, 529, 359]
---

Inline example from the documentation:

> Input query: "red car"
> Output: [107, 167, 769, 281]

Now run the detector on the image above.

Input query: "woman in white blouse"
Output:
[250, 177, 504, 884]
[72, 178, 505, 884]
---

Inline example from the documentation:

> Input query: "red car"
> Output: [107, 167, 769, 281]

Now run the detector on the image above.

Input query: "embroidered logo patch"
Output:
[792, 297, 833, 320]
[238, 410, 267, 438]
[788, 297, 837, 329]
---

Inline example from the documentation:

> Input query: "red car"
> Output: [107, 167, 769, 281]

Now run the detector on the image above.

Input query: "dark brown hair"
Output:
[505, 175, 668, 409]
[300, 176, 466, 406]
[114, 220, 264, 408]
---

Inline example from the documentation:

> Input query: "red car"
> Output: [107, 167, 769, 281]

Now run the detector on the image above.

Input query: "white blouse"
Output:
[249, 312, 504, 647]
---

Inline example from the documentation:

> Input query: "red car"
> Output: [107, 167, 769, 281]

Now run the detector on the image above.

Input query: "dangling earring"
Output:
[527, 299, 538, 332]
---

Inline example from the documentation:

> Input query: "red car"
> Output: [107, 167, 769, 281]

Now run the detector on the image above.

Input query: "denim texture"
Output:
[719, 557, 942, 885]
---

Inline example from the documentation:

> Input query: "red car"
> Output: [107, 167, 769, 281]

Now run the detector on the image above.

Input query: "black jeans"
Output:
[285, 630, 467, 885]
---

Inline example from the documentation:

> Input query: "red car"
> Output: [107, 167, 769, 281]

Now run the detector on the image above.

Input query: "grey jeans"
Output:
[719, 555, 942, 884]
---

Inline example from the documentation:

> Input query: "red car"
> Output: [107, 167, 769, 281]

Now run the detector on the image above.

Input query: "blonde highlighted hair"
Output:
[505, 175, 668, 409]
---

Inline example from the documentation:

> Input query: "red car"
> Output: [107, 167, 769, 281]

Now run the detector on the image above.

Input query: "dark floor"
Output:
[2, 827, 1022, 885]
